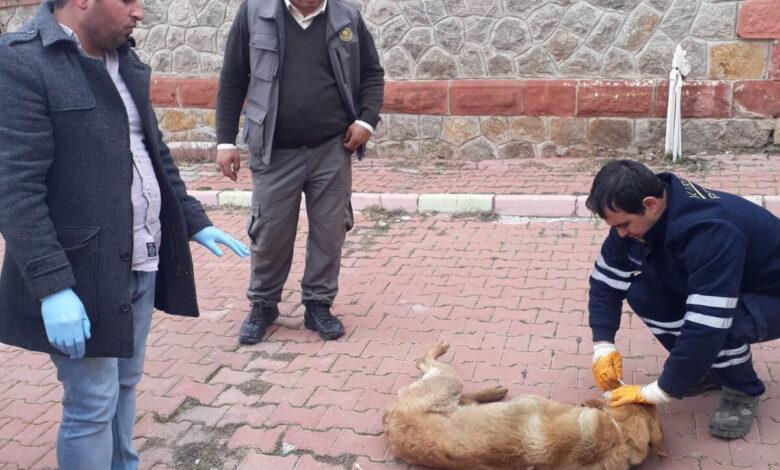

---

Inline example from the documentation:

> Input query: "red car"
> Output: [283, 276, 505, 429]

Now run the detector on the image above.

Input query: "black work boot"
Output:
[304, 300, 344, 340]
[685, 373, 721, 397]
[239, 300, 279, 345]
[709, 386, 760, 439]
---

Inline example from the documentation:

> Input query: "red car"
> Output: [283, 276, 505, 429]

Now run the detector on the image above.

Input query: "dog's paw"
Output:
[480, 384, 509, 402]
[429, 340, 450, 358]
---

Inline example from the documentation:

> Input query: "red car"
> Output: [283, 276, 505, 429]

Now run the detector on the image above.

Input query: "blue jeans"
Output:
[50, 271, 156, 470]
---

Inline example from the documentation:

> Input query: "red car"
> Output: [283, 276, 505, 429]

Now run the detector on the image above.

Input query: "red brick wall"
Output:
[151, 78, 780, 119]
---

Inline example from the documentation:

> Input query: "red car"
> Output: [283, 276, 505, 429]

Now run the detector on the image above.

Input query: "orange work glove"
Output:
[607, 381, 672, 407]
[592, 343, 623, 391]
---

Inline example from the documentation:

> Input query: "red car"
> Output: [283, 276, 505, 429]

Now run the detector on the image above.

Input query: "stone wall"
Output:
[2, 0, 779, 158]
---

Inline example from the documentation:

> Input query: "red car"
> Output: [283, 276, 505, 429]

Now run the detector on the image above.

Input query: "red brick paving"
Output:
[183, 154, 780, 196]
[0, 208, 779, 469]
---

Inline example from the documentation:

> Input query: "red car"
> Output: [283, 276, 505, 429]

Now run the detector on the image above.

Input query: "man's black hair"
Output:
[585, 159, 665, 218]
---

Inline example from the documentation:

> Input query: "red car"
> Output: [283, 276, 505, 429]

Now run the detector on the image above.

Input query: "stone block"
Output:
[588, 118, 633, 149]
[614, 4, 662, 52]
[634, 119, 666, 151]
[380, 193, 418, 213]
[481, 117, 510, 143]
[499, 141, 536, 159]
[733, 81, 780, 118]
[681, 120, 725, 154]
[737, 0, 780, 39]
[189, 190, 220, 206]
[218, 191, 251, 208]
[179, 78, 217, 108]
[150, 76, 179, 107]
[766, 196, 780, 217]
[418, 194, 493, 213]
[722, 120, 774, 148]
[543, 29, 581, 63]
[420, 116, 443, 139]
[386, 114, 420, 140]
[515, 46, 557, 76]
[709, 42, 767, 79]
[538, 141, 558, 158]
[550, 118, 587, 146]
[457, 137, 498, 160]
[421, 139, 455, 160]
[771, 41, 780, 80]
[524, 80, 576, 116]
[375, 140, 420, 158]
[578, 80, 654, 117]
[575, 195, 594, 218]
[383, 82, 449, 115]
[202, 110, 216, 128]
[351, 193, 382, 211]
[162, 109, 197, 132]
[654, 81, 731, 118]
[776, 119, 780, 146]
[495, 195, 576, 217]
[691, 2, 738, 40]
[442, 117, 480, 146]
[449, 80, 523, 115]
[417, 48, 458, 79]
[508, 116, 547, 142]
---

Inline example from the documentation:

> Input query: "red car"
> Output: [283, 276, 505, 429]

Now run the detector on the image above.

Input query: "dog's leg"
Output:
[416, 340, 450, 373]
[459, 384, 509, 405]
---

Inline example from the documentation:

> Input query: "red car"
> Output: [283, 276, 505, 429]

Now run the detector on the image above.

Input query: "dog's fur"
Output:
[383, 341, 667, 470]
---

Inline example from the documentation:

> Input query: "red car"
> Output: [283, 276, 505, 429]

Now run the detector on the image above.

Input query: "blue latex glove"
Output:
[192, 226, 249, 257]
[41, 288, 91, 358]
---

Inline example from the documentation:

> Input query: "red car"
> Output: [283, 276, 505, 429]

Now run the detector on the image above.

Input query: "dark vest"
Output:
[273, 7, 351, 149]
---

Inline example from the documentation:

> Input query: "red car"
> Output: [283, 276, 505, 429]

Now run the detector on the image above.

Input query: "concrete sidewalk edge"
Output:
[191, 190, 780, 218]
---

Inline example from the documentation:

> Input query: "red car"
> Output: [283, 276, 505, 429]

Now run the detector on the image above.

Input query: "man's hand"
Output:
[607, 381, 672, 407]
[41, 288, 91, 358]
[217, 147, 241, 181]
[343, 122, 371, 152]
[592, 342, 623, 391]
[193, 226, 250, 257]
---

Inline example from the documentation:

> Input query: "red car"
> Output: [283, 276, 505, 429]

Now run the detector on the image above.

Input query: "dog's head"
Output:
[582, 399, 667, 464]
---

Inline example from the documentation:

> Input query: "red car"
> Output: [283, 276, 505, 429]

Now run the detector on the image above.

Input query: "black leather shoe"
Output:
[239, 300, 279, 345]
[709, 386, 759, 439]
[304, 300, 344, 340]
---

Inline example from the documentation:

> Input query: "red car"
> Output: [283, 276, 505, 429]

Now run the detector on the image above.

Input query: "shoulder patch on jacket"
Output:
[339, 27, 353, 42]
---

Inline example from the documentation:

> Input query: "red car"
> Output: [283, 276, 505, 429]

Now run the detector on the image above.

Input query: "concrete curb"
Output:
[191, 190, 780, 218]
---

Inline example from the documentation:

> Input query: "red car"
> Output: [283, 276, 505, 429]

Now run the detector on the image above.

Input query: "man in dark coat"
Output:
[0, 0, 249, 468]
[215, 0, 384, 345]
[587, 160, 780, 440]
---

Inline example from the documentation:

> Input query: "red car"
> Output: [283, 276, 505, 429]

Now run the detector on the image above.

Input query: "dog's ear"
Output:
[582, 399, 606, 409]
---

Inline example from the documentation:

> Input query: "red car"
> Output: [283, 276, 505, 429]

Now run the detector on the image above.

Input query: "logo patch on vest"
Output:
[339, 27, 353, 42]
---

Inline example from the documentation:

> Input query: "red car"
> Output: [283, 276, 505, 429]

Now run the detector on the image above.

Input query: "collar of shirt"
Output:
[284, 0, 327, 28]
[58, 23, 119, 78]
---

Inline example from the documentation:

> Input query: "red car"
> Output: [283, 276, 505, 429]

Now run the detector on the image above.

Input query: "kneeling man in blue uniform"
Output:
[586, 159, 780, 439]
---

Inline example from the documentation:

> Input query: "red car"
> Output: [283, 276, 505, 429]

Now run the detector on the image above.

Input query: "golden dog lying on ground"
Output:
[383, 341, 666, 470]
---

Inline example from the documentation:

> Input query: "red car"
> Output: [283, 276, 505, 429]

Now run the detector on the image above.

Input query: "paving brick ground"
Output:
[0, 208, 778, 469]
[181, 153, 780, 196]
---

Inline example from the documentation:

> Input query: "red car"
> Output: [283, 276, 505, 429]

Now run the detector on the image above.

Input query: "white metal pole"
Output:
[664, 70, 677, 157]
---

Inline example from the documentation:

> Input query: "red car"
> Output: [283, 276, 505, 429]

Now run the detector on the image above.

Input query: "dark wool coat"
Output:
[0, 2, 211, 358]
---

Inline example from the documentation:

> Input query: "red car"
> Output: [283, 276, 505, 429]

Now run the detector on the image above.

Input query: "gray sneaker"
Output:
[709, 386, 759, 439]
